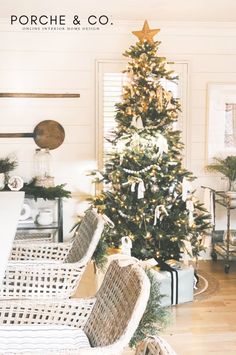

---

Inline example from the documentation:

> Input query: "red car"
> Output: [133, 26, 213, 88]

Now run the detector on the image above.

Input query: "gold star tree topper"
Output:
[132, 20, 160, 44]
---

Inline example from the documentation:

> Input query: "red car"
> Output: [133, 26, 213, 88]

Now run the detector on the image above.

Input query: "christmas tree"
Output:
[92, 21, 210, 262]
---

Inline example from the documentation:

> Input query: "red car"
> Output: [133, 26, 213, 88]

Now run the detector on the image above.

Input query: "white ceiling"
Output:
[2, 0, 236, 22]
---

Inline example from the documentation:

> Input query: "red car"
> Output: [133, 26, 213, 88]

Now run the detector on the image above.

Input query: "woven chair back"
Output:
[84, 259, 150, 348]
[64, 209, 104, 264]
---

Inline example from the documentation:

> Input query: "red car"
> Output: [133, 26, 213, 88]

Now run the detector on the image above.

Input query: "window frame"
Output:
[95, 59, 189, 171]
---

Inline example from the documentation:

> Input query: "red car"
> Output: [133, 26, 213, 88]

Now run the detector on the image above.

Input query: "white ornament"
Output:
[169, 183, 176, 194]
[131, 116, 144, 129]
[131, 132, 140, 148]
[156, 134, 168, 158]
[154, 205, 169, 225]
[138, 180, 145, 199]
[182, 177, 193, 202]
[131, 178, 145, 199]
[121, 236, 132, 256]
[186, 199, 195, 227]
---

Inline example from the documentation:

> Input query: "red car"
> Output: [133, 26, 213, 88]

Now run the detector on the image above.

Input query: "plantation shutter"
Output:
[103, 72, 127, 156]
[97, 61, 188, 168]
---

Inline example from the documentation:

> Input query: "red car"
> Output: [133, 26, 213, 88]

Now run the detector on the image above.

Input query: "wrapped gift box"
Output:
[153, 264, 194, 307]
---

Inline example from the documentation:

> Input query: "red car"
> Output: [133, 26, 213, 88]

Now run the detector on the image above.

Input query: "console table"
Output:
[16, 197, 63, 243]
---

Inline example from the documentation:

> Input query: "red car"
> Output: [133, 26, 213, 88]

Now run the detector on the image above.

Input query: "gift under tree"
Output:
[92, 20, 210, 262]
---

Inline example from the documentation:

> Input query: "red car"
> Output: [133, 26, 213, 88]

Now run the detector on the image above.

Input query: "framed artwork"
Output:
[207, 83, 236, 162]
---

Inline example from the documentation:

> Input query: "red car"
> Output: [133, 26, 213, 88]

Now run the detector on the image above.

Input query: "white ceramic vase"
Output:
[37, 209, 53, 226]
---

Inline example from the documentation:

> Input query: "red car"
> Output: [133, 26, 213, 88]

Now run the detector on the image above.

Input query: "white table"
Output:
[0, 191, 24, 286]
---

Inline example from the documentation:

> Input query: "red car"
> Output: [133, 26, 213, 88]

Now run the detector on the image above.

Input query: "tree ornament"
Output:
[145, 232, 152, 240]
[132, 20, 160, 44]
[182, 177, 193, 202]
[141, 100, 148, 112]
[131, 132, 141, 148]
[151, 185, 159, 193]
[153, 205, 169, 225]
[186, 199, 195, 227]
[130, 177, 146, 199]
[140, 53, 148, 61]
[156, 86, 163, 111]
[156, 134, 168, 157]
[126, 106, 133, 115]
[121, 236, 132, 256]
[131, 116, 144, 129]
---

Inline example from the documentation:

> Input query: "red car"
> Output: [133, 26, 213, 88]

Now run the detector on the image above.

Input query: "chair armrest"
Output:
[1, 262, 87, 299]
[0, 298, 96, 329]
[10, 242, 72, 261]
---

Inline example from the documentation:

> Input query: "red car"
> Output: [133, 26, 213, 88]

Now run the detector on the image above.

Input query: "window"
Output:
[96, 60, 188, 169]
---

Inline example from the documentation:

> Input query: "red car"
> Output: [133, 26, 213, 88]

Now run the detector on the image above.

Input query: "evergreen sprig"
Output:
[0, 156, 17, 174]
[130, 269, 171, 348]
[22, 178, 71, 200]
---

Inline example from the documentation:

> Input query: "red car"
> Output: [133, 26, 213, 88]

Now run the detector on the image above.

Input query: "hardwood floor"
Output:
[77, 260, 236, 354]
[161, 260, 236, 355]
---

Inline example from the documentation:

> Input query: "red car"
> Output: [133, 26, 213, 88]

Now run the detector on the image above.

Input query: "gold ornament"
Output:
[132, 20, 160, 44]
[126, 107, 132, 115]
[156, 87, 163, 111]
[145, 232, 152, 240]
[141, 100, 148, 112]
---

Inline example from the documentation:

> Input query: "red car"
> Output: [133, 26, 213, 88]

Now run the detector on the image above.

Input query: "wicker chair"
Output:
[135, 336, 177, 355]
[0, 209, 105, 299]
[0, 258, 150, 355]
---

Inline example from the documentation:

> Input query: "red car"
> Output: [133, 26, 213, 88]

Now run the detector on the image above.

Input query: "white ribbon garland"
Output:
[154, 205, 169, 225]
[131, 178, 145, 199]
[118, 210, 132, 220]
[131, 116, 144, 129]
[123, 164, 154, 175]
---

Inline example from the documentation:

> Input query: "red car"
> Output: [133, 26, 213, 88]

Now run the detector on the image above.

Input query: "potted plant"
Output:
[0, 156, 17, 190]
[206, 155, 236, 206]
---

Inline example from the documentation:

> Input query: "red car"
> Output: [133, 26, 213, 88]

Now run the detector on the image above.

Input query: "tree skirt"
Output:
[194, 270, 219, 300]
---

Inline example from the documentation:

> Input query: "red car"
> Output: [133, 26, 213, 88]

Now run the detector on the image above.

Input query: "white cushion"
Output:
[0, 325, 91, 353]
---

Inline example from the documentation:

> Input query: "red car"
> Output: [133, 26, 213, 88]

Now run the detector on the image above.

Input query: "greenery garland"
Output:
[22, 178, 71, 200]
[130, 269, 171, 348]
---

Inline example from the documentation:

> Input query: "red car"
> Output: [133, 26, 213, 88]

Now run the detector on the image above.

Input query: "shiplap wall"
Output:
[0, 20, 236, 234]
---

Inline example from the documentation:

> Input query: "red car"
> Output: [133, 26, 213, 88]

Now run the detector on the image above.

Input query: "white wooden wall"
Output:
[0, 20, 236, 234]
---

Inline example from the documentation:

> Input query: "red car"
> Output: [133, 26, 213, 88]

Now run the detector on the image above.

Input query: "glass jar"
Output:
[34, 148, 51, 179]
